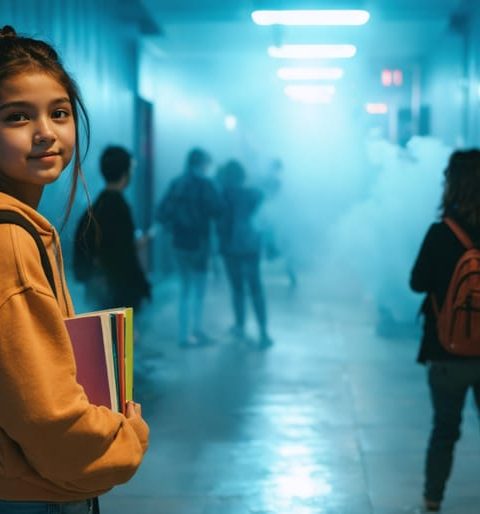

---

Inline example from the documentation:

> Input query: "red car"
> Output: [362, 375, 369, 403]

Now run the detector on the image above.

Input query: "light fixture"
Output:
[224, 115, 237, 131]
[365, 103, 388, 114]
[284, 85, 335, 104]
[252, 10, 370, 26]
[277, 67, 344, 81]
[268, 44, 357, 60]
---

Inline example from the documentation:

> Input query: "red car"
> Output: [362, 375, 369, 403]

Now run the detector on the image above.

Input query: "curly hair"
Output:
[441, 149, 480, 228]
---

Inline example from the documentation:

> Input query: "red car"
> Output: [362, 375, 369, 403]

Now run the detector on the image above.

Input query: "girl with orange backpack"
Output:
[410, 149, 480, 512]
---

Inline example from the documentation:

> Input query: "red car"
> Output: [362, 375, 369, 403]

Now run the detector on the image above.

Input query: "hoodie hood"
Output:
[0, 192, 54, 236]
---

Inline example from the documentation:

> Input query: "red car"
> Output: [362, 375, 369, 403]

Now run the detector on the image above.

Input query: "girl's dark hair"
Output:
[442, 149, 480, 228]
[0, 25, 90, 226]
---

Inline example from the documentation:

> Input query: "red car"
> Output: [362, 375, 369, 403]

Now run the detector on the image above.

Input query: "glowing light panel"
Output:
[285, 85, 335, 104]
[269, 44, 357, 60]
[252, 10, 370, 26]
[366, 103, 388, 114]
[277, 67, 344, 81]
[224, 115, 237, 131]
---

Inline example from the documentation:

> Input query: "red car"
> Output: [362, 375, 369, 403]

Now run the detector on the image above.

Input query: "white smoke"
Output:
[320, 135, 452, 324]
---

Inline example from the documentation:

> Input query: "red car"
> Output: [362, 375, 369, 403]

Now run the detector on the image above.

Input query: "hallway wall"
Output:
[139, 48, 249, 199]
[424, 2, 480, 147]
[465, 4, 480, 146]
[423, 32, 465, 147]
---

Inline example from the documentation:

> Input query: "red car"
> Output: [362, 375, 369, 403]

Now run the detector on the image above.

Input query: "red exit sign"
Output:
[382, 69, 403, 87]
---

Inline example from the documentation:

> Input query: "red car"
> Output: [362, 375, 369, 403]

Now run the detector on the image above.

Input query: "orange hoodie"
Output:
[0, 192, 149, 501]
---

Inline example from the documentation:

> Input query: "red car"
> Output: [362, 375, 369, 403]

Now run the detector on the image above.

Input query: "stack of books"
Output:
[65, 308, 134, 414]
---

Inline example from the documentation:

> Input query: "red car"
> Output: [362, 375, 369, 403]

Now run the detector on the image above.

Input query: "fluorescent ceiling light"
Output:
[285, 85, 335, 104]
[252, 9, 370, 26]
[224, 115, 237, 131]
[269, 44, 357, 59]
[277, 67, 344, 81]
[365, 103, 388, 114]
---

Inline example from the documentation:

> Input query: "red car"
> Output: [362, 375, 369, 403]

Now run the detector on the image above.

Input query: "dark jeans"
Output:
[223, 254, 267, 335]
[425, 360, 480, 502]
[0, 498, 98, 514]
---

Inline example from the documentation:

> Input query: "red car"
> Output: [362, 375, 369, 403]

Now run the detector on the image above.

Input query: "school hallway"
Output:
[98, 272, 480, 514]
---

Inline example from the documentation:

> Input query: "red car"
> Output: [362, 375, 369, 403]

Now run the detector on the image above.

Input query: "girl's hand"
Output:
[126, 401, 142, 419]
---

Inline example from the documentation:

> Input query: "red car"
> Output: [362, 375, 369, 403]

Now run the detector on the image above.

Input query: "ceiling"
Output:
[141, 0, 465, 22]
[138, 0, 468, 112]
[140, 0, 467, 62]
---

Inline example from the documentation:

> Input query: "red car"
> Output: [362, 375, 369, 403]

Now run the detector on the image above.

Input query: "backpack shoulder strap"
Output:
[444, 217, 474, 250]
[0, 210, 57, 299]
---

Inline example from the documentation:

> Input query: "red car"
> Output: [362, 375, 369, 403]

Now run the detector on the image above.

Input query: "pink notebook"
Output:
[65, 315, 112, 409]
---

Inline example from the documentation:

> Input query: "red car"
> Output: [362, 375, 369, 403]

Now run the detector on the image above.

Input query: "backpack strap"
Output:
[444, 217, 474, 250]
[0, 210, 58, 299]
[432, 217, 477, 318]
[430, 294, 440, 318]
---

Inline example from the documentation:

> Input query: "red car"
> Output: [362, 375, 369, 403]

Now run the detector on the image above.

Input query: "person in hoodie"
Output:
[0, 25, 148, 514]
[73, 145, 151, 311]
[217, 160, 273, 349]
[157, 148, 221, 347]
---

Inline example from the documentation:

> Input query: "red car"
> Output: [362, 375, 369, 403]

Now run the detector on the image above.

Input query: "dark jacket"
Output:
[410, 216, 480, 363]
[157, 173, 221, 252]
[217, 185, 263, 256]
[75, 190, 151, 309]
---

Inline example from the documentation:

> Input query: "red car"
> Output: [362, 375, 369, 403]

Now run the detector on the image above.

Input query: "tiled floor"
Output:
[92, 273, 480, 514]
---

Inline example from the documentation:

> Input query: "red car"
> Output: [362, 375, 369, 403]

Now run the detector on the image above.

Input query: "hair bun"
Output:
[0, 25, 17, 38]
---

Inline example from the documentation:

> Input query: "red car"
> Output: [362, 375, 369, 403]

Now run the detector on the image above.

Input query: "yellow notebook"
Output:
[124, 307, 134, 402]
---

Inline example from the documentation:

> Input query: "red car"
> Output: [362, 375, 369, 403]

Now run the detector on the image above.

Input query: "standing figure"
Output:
[157, 148, 221, 347]
[0, 26, 148, 514]
[410, 150, 480, 512]
[74, 146, 151, 311]
[217, 160, 273, 349]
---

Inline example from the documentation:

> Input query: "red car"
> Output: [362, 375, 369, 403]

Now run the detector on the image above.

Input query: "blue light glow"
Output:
[224, 115, 238, 131]
[277, 67, 344, 81]
[284, 84, 335, 104]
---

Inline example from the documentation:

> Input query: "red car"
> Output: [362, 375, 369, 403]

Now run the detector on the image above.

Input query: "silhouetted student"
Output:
[74, 146, 151, 311]
[157, 148, 221, 347]
[410, 149, 480, 512]
[217, 160, 273, 349]
[0, 26, 148, 514]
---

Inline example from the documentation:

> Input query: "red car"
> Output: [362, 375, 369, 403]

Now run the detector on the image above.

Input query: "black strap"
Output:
[0, 210, 57, 299]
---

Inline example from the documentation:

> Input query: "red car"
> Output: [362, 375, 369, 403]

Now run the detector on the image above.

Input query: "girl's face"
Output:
[0, 71, 75, 192]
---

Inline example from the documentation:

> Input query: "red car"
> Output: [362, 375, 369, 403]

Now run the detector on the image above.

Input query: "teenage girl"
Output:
[0, 26, 149, 514]
[410, 150, 480, 512]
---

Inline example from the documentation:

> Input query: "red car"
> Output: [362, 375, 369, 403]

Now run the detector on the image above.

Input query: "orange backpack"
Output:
[433, 218, 480, 356]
